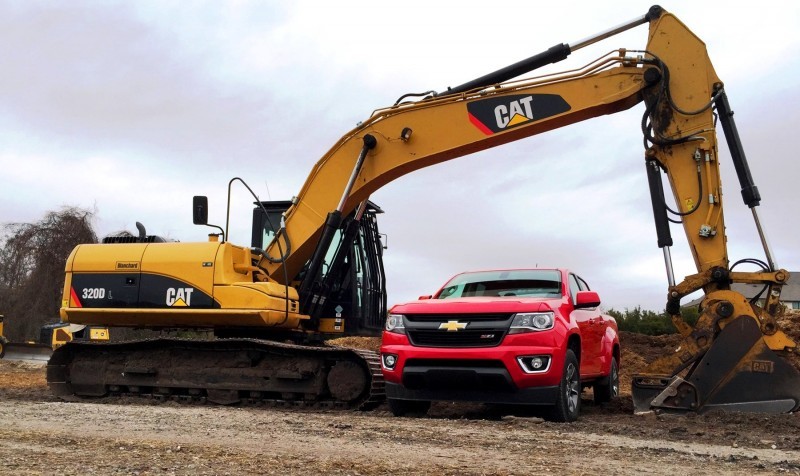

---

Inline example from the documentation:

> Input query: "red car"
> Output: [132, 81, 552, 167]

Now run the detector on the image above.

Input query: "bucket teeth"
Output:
[631, 375, 673, 413]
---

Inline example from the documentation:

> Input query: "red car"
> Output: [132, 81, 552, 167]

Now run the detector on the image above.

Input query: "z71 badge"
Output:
[467, 94, 571, 135]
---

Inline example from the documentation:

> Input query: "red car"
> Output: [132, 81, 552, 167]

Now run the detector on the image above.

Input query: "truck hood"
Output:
[390, 297, 560, 314]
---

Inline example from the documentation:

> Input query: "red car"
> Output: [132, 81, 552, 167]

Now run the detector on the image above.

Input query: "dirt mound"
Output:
[0, 360, 47, 388]
[327, 336, 381, 353]
[780, 309, 800, 340]
[618, 331, 682, 394]
[776, 310, 800, 371]
[0, 359, 51, 401]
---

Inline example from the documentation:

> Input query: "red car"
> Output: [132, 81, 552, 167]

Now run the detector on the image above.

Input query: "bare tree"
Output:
[0, 207, 97, 341]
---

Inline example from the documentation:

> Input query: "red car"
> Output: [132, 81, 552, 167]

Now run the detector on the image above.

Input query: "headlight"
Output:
[385, 313, 406, 334]
[509, 312, 555, 334]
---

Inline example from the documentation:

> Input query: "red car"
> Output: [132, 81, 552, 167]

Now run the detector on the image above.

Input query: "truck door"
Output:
[569, 274, 602, 375]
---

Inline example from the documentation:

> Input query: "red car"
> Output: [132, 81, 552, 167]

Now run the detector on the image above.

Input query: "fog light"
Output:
[382, 353, 398, 370]
[516, 355, 551, 374]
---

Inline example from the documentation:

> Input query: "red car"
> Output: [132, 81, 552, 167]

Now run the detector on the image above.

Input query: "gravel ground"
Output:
[1, 358, 799, 475]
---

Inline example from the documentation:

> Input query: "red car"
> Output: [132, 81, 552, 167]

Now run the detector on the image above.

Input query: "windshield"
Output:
[436, 270, 562, 299]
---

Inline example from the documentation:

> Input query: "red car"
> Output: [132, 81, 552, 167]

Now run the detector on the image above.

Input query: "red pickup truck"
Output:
[380, 268, 619, 421]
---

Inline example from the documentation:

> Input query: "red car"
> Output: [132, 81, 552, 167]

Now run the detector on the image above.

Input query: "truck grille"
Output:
[407, 329, 506, 347]
[404, 313, 512, 322]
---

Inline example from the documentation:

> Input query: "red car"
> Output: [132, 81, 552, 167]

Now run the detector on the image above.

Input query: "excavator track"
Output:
[46, 338, 385, 410]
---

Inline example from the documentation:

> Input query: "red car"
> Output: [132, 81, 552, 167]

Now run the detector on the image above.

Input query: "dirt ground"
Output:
[1, 313, 800, 475]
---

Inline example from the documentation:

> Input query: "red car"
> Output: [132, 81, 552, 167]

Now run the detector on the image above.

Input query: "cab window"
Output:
[568, 274, 581, 306]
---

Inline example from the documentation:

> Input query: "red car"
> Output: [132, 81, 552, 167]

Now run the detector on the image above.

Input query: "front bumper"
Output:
[381, 331, 566, 404]
[386, 381, 559, 405]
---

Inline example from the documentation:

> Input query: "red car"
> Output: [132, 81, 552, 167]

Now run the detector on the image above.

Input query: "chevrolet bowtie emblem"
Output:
[439, 320, 467, 332]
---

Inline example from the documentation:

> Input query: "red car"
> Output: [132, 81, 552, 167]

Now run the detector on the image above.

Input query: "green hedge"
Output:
[606, 306, 700, 335]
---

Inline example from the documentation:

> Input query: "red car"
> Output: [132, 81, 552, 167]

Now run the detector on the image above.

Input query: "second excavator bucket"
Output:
[633, 315, 800, 414]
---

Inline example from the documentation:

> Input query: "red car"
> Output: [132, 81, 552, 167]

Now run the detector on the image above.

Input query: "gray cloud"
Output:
[0, 3, 311, 170]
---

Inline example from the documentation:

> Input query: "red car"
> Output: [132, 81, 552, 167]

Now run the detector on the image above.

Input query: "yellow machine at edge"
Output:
[49, 5, 800, 413]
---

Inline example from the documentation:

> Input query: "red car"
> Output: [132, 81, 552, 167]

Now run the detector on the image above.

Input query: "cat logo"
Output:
[467, 93, 571, 135]
[439, 320, 468, 332]
[494, 96, 535, 129]
[166, 287, 194, 307]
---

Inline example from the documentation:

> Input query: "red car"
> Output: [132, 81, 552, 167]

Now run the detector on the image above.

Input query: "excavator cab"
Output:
[251, 200, 387, 336]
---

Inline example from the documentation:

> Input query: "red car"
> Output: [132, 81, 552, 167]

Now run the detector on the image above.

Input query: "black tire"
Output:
[549, 349, 581, 422]
[0, 336, 7, 359]
[593, 357, 619, 404]
[388, 398, 431, 417]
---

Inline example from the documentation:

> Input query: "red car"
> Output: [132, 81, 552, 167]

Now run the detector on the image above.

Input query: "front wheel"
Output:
[0, 336, 7, 359]
[549, 349, 580, 422]
[388, 398, 431, 417]
[593, 357, 619, 404]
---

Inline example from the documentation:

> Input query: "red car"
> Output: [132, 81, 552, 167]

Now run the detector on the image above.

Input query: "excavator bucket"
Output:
[632, 316, 800, 414]
[1, 343, 53, 362]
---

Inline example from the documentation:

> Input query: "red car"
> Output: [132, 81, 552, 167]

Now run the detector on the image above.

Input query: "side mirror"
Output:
[193, 196, 208, 225]
[575, 290, 601, 309]
[418, 295, 432, 300]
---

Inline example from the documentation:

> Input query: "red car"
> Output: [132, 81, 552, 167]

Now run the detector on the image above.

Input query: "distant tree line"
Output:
[0, 207, 97, 341]
[606, 306, 700, 335]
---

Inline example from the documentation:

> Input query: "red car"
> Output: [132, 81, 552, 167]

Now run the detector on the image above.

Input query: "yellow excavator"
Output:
[48, 5, 799, 413]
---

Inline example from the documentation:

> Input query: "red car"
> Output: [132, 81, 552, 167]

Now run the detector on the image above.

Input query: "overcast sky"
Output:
[1, 1, 798, 312]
